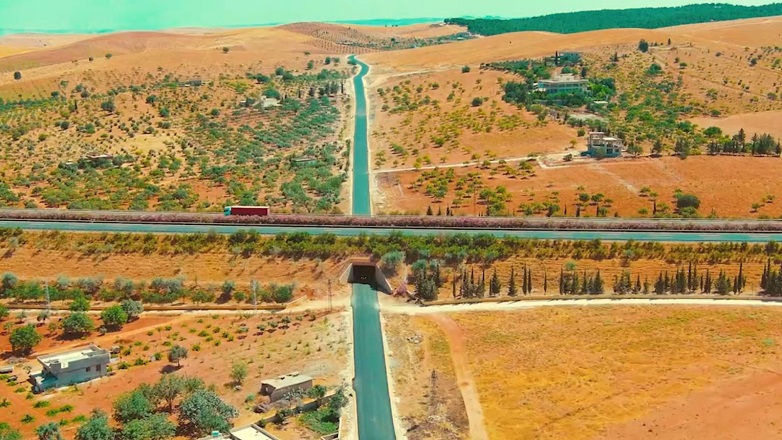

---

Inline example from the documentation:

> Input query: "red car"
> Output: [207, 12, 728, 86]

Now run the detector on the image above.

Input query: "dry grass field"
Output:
[435, 306, 782, 440]
[0, 309, 349, 440]
[279, 22, 466, 53]
[365, 16, 782, 218]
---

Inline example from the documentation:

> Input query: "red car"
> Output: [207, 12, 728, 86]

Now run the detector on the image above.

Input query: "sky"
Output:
[0, 0, 777, 33]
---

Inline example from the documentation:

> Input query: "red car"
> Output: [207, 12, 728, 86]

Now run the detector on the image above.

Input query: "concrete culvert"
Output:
[341, 261, 392, 294]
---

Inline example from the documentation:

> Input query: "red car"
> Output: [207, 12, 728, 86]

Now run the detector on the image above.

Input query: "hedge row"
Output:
[1, 210, 782, 232]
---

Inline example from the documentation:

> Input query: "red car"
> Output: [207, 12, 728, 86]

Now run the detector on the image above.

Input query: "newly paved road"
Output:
[349, 56, 396, 440]
[4, 220, 782, 242]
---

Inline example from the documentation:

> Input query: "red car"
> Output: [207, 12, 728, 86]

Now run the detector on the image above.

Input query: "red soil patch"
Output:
[596, 369, 782, 440]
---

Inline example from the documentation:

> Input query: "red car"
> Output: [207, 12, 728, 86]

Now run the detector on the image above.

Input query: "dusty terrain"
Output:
[690, 110, 782, 141]
[376, 155, 782, 217]
[427, 306, 782, 440]
[383, 313, 468, 439]
[363, 16, 782, 218]
[0, 27, 355, 213]
[0, 309, 349, 440]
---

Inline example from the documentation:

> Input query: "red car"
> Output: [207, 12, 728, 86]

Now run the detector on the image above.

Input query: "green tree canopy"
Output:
[119, 414, 176, 440]
[101, 305, 128, 330]
[178, 389, 238, 436]
[446, 4, 782, 35]
[113, 389, 154, 424]
[675, 193, 701, 210]
[10, 324, 42, 354]
[0, 422, 22, 440]
[167, 345, 188, 367]
[152, 373, 204, 412]
[120, 299, 144, 320]
[62, 312, 94, 336]
[35, 423, 63, 440]
[75, 410, 113, 440]
[230, 361, 248, 385]
[69, 295, 90, 312]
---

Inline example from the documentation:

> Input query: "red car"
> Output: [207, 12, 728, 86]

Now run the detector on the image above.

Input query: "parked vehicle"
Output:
[0, 366, 13, 374]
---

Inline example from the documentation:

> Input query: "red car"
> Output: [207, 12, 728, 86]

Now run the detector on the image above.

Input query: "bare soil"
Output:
[445, 306, 782, 440]
[383, 313, 468, 440]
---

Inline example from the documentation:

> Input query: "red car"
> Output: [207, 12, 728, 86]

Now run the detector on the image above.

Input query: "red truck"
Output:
[223, 206, 270, 216]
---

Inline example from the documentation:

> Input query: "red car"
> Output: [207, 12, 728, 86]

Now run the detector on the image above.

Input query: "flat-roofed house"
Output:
[586, 132, 624, 158]
[198, 424, 281, 440]
[537, 74, 589, 94]
[31, 344, 110, 392]
[260, 372, 313, 402]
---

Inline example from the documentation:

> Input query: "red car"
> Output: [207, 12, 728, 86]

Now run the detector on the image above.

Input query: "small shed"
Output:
[260, 372, 313, 402]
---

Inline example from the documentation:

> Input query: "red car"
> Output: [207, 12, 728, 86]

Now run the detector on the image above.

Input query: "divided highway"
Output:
[3, 220, 782, 243]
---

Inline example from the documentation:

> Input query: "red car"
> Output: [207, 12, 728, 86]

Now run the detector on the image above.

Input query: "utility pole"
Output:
[328, 279, 332, 312]
[44, 281, 50, 314]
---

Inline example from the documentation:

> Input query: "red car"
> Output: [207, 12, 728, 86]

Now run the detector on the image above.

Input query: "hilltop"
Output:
[447, 3, 782, 35]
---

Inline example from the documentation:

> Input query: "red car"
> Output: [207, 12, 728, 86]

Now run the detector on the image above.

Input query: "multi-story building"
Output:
[537, 74, 589, 94]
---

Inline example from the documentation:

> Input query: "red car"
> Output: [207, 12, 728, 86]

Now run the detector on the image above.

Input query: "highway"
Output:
[3, 220, 782, 242]
[349, 56, 396, 440]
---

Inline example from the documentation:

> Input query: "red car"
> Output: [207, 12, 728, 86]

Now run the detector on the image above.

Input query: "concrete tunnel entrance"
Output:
[340, 261, 393, 294]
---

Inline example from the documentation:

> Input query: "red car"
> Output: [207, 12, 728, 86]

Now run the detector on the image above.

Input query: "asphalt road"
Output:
[349, 56, 396, 440]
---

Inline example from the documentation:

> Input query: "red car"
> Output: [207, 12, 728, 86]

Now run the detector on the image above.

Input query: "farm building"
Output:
[30, 344, 110, 392]
[585, 132, 624, 158]
[260, 372, 313, 402]
[537, 74, 589, 94]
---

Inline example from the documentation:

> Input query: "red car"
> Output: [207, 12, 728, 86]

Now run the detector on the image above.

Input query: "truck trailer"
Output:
[223, 206, 270, 216]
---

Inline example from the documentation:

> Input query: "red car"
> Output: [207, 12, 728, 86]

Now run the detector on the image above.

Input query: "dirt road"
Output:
[430, 314, 489, 440]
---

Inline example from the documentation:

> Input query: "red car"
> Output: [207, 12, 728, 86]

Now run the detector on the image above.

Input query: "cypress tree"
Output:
[559, 268, 564, 294]
[426, 206, 433, 215]
[654, 273, 664, 294]
[452, 277, 456, 298]
[643, 276, 650, 295]
[490, 269, 501, 296]
[543, 271, 548, 294]
[687, 261, 693, 292]
[571, 271, 579, 295]
[738, 261, 745, 291]
[480, 269, 486, 297]
[704, 270, 712, 294]
[527, 267, 533, 294]
[580, 271, 588, 295]
[508, 266, 517, 297]
[522, 266, 528, 295]
[634, 275, 641, 294]
[433, 262, 442, 288]
[664, 271, 670, 293]
[594, 270, 604, 294]
[761, 258, 770, 290]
